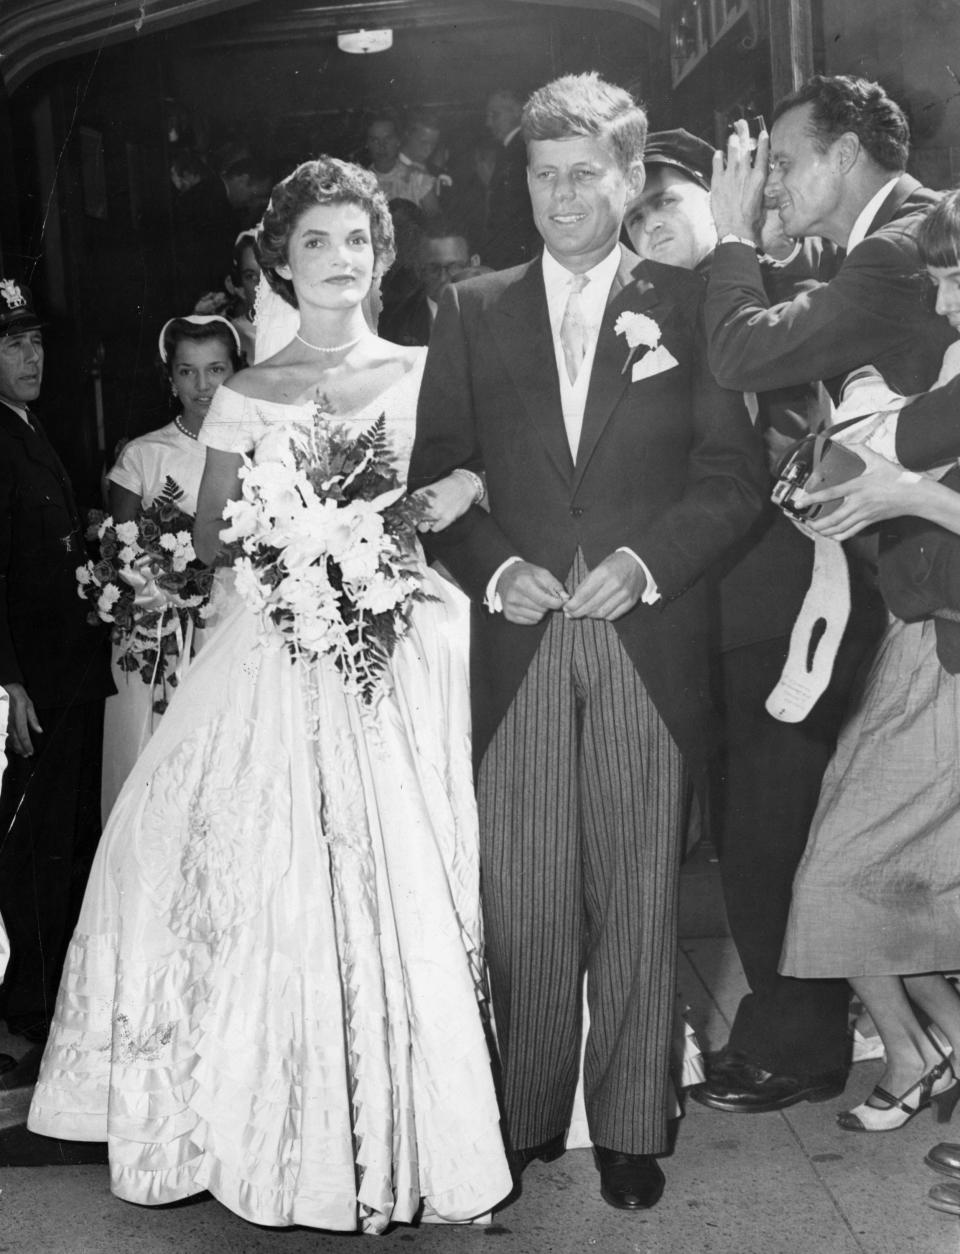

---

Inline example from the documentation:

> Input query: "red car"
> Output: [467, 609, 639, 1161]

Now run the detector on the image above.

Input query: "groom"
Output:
[409, 72, 766, 1209]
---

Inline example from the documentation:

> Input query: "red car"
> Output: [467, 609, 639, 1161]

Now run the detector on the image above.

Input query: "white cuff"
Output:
[616, 546, 660, 604]
[759, 241, 802, 269]
[484, 556, 522, 613]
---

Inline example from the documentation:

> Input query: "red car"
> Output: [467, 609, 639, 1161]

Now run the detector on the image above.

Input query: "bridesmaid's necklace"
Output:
[174, 414, 198, 441]
[295, 330, 368, 353]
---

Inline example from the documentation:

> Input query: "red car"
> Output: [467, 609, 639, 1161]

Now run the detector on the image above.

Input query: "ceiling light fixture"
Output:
[336, 28, 393, 54]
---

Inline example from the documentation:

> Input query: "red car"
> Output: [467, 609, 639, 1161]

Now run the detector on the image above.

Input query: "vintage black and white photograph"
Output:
[1, 2, 959, 1251]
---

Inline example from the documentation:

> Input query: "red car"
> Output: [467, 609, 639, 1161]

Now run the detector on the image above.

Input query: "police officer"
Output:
[0, 278, 111, 1071]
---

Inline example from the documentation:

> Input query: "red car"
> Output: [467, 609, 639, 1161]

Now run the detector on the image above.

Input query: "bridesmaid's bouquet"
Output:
[218, 411, 431, 702]
[77, 478, 215, 712]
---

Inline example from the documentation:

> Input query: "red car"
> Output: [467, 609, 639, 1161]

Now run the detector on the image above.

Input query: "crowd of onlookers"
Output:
[169, 89, 540, 350]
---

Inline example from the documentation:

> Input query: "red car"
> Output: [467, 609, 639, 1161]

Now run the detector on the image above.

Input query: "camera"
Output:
[771, 434, 865, 521]
[729, 113, 766, 152]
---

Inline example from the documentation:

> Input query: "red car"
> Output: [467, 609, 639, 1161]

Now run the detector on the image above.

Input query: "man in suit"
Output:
[379, 220, 482, 346]
[626, 129, 885, 1115]
[409, 73, 766, 1210]
[701, 75, 955, 1111]
[0, 279, 112, 1066]
[707, 75, 952, 401]
[483, 88, 539, 270]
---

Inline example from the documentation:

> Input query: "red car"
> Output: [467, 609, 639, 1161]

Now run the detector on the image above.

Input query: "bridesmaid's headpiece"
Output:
[158, 314, 243, 363]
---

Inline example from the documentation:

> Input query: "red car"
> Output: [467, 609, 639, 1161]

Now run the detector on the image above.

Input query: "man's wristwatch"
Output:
[718, 233, 758, 249]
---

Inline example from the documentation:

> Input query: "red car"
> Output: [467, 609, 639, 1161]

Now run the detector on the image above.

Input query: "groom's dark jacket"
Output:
[409, 246, 768, 772]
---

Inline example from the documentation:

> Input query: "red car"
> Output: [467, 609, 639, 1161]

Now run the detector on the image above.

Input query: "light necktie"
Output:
[559, 273, 590, 384]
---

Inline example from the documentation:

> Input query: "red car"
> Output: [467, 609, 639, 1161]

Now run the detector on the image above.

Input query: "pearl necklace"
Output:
[174, 414, 198, 441]
[295, 330, 367, 353]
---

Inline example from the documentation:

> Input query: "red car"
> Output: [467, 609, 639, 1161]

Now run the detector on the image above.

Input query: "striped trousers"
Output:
[477, 555, 688, 1156]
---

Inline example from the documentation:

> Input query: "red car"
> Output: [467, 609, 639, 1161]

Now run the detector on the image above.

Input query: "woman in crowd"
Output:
[28, 157, 509, 1231]
[100, 314, 242, 817]
[778, 188, 960, 1134]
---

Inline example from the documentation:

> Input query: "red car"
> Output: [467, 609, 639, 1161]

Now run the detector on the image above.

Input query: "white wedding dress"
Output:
[28, 355, 512, 1232]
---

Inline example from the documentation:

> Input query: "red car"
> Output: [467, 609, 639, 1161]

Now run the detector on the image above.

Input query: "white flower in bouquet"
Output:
[361, 571, 408, 615]
[255, 424, 302, 465]
[219, 411, 433, 702]
[329, 501, 389, 566]
[339, 542, 384, 585]
[243, 460, 312, 522]
[220, 497, 262, 545]
[115, 521, 139, 545]
[233, 556, 272, 612]
[97, 584, 122, 618]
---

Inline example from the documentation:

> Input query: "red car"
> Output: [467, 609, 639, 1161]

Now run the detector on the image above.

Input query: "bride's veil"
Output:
[253, 275, 298, 363]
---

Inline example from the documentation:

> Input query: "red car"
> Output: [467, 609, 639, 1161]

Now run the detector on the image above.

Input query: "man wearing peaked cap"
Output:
[0, 277, 112, 1076]
[626, 129, 721, 273]
[645, 127, 715, 188]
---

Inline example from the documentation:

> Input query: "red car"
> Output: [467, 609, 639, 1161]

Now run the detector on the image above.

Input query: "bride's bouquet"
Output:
[77, 478, 215, 713]
[219, 410, 431, 703]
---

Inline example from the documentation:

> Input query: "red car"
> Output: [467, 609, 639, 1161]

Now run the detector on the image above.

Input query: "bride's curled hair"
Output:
[258, 157, 396, 308]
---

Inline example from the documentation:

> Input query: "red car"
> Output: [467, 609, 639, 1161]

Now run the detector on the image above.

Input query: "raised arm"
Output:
[705, 233, 931, 393]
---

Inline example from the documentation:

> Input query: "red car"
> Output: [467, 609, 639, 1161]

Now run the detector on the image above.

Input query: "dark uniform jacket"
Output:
[0, 401, 111, 709]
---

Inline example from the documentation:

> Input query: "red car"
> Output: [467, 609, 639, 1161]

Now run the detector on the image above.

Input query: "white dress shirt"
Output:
[846, 176, 900, 255]
[543, 246, 620, 460]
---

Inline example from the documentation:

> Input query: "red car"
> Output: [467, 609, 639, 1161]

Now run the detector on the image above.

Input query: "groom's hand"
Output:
[564, 552, 646, 621]
[497, 562, 569, 624]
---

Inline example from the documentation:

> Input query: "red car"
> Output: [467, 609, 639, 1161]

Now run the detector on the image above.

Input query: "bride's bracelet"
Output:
[451, 467, 486, 505]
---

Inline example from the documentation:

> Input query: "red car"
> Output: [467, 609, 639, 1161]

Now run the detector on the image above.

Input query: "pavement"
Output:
[1, 843, 958, 1254]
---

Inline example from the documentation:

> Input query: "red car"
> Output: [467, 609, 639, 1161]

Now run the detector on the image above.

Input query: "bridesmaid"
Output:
[100, 314, 241, 817]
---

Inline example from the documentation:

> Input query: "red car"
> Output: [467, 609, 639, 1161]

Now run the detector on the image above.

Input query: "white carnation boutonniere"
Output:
[614, 311, 661, 375]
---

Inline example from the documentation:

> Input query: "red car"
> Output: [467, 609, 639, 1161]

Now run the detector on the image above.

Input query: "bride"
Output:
[28, 158, 512, 1232]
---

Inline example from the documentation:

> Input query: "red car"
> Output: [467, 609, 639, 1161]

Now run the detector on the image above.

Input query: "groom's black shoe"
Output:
[593, 1146, 664, 1210]
[691, 1047, 847, 1114]
[507, 1132, 566, 1180]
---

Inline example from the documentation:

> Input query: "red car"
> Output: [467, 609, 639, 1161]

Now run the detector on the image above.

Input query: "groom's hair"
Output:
[521, 72, 647, 173]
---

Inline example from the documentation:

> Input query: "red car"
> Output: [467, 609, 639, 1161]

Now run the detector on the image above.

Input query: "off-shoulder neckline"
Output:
[218, 352, 426, 421]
